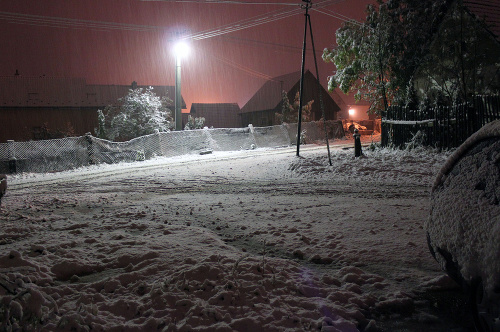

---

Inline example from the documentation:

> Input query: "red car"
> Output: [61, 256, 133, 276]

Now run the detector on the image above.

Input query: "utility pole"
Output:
[296, 0, 310, 156]
[296, 0, 332, 165]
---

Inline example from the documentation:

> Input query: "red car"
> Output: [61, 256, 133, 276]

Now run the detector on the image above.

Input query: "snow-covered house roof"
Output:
[463, 0, 500, 39]
[240, 70, 342, 124]
[240, 71, 303, 115]
[0, 76, 186, 109]
[0, 76, 187, 142]
[241, 70, 344, 115]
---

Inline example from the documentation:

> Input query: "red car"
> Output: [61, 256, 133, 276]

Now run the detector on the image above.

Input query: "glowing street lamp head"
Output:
[174, 40, 190, 59]
[348, 108, 355, 116]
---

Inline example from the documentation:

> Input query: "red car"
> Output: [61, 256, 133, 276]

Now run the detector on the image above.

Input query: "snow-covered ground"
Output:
[0, 139, 473, 331]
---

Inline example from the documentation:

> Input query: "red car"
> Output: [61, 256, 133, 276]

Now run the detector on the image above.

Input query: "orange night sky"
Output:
[0, 0, 372, 110]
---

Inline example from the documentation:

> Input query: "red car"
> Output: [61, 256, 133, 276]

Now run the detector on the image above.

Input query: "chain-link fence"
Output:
[0, 121, 344, 174]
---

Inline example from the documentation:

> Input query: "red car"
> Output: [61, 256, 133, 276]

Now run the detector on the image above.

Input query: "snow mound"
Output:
[426, 120, 500, 296]
[289, 146, 449, 186]
[0, 220, 373, 331]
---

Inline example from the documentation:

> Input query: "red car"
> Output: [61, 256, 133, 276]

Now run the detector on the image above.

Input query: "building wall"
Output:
[0, 107, 98, 142]
[200, 111, 240, 128]
[240, 109, 276, 127]
[190, 105, 241, 128]
[0, 77, 183, 142]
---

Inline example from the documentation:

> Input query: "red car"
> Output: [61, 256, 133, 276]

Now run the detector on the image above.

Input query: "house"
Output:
[187, 103, 241, 128]
[240, 70, 343, 127]
[413, 0, 500, 102]
[463, 0, 500, 38]
[0, 75, 186, 143]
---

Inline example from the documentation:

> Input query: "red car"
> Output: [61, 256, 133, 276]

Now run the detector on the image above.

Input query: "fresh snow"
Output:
[428, 120, 500, 296]
[1, 137, 470, 331]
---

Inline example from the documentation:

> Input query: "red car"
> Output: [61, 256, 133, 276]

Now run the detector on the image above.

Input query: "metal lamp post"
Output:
[174, 41, 189, 131]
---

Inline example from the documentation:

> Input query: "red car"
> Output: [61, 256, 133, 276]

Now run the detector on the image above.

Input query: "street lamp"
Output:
[174, 40, 189, 131]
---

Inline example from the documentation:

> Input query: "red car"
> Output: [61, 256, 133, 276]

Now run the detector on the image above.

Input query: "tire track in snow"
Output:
[7, 144, 345, 191]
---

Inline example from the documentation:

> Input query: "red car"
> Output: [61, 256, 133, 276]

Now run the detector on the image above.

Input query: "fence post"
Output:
[85, 133, 95, 165]
[248, 124, 258, 148]
[7, 140, 16, 174]
[156, 132, 162, 156]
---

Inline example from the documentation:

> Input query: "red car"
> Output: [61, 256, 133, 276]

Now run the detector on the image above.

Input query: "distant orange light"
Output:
[348, 109, 355, 116]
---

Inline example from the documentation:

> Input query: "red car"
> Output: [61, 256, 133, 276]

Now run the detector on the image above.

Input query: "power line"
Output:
[183, 0, 347, 40]
[0, 11, 162, 32]
[185, 6, 303, 40]
[140, 0, 300, 5]
[211, 53, 277, 80]
[312, 7, 364, 26]
[222, 35, 303, 52]
[189, 44, 278, 81]
[0, 0, 351, 41]
[220, 35, 323, 55]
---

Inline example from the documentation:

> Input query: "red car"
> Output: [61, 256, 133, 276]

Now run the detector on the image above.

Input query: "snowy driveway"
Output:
[1, 143, 473, 331]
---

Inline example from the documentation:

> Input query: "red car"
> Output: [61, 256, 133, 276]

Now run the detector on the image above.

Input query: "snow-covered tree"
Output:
[184, 115, 205, 130]
[275, 91, 313, 124]
[95, 109, 107, 139]
[96, 87, 173, 141]
[323, 0, 450, 113]
[322, 17, 391, 115]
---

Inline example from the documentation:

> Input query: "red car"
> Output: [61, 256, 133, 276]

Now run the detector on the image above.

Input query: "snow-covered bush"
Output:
[96, 87, 173, 142]
[295, 129, 307, 145]
[405, 130, 426, 151]
[369, 142, 381, 151]
[184, 115, 205, 130]
[95, 109, 107, 139]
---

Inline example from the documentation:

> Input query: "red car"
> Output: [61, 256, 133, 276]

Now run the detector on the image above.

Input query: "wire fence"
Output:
[381, 95, 500, 149]
[0, 121, 344, 174]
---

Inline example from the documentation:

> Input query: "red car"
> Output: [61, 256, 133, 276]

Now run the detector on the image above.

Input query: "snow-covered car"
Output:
[426, 120, 500, 332]
[0, 174, 6, 206]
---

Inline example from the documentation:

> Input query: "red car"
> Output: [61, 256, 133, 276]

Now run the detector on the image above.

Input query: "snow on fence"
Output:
[382, 95, 500, 149]
[0, 121, 344, 174]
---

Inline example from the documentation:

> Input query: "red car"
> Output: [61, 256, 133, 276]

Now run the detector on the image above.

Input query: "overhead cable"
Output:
[312, 7, 364, 27]
[0, 0, 350, 40]
[183, 0, 347, 40]
[140, 0, 300, 5]
[220, 35, 323, 55]
[0, 11, 161, 32]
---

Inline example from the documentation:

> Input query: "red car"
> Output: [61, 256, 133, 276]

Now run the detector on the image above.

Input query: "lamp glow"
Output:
[348, 108, 355, 116]
[174, 41, 190, 58]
